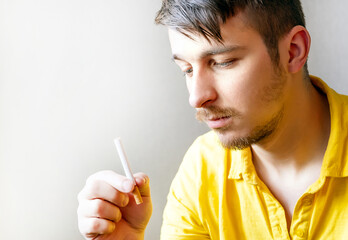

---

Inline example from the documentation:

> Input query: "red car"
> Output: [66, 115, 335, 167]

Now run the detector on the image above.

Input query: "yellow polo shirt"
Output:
[161, 76, 348, 240]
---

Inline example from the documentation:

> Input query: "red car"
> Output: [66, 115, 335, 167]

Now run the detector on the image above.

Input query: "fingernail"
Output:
[135, 177, 144, 185]
[109, 223, 116, 232]
[141, 178, 146, 185]
[121, 195, 129, 207]
[122, 179, 133, 192]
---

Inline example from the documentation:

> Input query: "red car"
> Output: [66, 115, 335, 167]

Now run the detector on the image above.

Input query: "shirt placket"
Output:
[289, 193, 315, 239]
[263, 192, 290, 240]
[290, 176, 327, 239]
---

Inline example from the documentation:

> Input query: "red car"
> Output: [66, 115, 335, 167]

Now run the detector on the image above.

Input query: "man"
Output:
[77, 0, 348, 239]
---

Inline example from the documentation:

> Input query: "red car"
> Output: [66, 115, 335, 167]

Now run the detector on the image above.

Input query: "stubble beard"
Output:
[196, 106, 284, 150]
[216, 108, 283, 149]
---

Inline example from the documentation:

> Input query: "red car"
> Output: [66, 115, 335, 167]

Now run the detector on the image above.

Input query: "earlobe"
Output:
[287, 26, 311, 73]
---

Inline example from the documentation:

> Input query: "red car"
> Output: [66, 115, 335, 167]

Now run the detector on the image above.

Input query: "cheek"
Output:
[218, 68, 264, 111]
[242, 54, 278, 100]
[216, 79, 254, 117]
[218, 56, 279, 114]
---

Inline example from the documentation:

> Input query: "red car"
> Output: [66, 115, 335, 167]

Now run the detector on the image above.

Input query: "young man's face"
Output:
[169, 12, 289, 149]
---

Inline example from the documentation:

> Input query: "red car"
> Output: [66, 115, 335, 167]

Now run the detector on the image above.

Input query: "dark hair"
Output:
[155, 0, 308, 74]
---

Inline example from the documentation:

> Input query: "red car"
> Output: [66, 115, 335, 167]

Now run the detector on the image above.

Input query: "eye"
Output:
[213, 59, 236, 68]
[183, 67, 193, 77]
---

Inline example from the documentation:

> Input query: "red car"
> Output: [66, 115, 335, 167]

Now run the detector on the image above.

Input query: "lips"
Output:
[206, 116, 231, 129]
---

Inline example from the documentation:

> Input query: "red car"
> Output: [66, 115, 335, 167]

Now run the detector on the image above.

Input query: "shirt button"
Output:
[273, 224, 282, 235]
[303, 196, 313, 206]
[296, 229, 305, 237]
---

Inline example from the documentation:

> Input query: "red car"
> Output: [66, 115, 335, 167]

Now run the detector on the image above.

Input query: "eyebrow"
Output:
[172, 45, 245, 62]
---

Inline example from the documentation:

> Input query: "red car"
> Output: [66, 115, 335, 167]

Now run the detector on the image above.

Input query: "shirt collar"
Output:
[228, 147, 259, 184]
[311, 76, 348, 177]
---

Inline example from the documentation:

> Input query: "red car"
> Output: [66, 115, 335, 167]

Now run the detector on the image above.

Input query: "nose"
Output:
[188, 69, 217, 108]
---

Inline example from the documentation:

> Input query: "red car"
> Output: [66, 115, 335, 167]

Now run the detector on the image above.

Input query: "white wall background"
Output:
[0, 1, 347, 239]
[303, 0, 348, 92]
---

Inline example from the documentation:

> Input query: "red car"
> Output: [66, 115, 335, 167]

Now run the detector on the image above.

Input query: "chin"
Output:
[215, 109, 283, 149]
[214, 125, 274, 150]
[214, 130, 252, 150]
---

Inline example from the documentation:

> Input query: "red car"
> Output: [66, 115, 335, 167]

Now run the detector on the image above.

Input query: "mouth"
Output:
[206, 116, 232, 129]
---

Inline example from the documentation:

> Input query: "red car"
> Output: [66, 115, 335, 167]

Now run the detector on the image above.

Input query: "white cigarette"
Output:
[114, 137, 143, 204]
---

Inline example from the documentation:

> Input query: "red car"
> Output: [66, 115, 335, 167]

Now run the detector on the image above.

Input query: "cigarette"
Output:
[114, 138, 143, 205]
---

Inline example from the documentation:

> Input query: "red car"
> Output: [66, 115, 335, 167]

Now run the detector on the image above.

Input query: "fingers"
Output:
[78, 198, 122, 222]
[77, 170, 152, 239]
[86, 170, 135, 193]
[134, 172, 151, 198]
[78, 170, 131, 238]
[78, 178, 129, 207]
[77, 187, 122, 239]
[78, 216, 115, 238]
[78, 199, 121, 238]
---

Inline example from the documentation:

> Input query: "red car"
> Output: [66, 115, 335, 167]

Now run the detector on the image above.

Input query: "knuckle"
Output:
[77, 201, 91, 218]
[93, 199, 105, 216]
[89, 218, 102, 232]
[87, 179, 102, 194]
[84, 179, 105, 200]
[111, 190, 128, 207]
[78, 218, 98, 236]
[135, 172, 149, 182]
[85, 170, 108, 184]
[109, 189, 120, 202]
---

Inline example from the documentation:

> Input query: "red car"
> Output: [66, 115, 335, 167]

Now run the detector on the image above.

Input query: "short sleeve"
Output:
[160, 137, 210, 240]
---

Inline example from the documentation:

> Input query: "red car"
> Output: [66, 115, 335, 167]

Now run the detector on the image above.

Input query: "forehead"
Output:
[168, 12, 264, 60]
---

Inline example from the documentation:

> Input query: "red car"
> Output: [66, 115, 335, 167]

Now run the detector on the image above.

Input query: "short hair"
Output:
[155, 0, 309, 75]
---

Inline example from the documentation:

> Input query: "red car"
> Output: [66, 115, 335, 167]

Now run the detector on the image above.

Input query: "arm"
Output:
[161, 186, 210, 240]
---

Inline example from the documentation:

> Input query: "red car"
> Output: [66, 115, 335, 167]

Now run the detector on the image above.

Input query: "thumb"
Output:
[134, 172, 151, 197]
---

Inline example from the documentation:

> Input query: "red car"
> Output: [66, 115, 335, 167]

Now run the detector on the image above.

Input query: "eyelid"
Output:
[212, 58, 237, 67]
[178, 63, 193, 76]
[173, 59, 192, 76]
[183, 67, 193, 76]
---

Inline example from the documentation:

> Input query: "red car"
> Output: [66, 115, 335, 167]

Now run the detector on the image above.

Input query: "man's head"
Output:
[155, 0, 308, 73]
[156, 0, 311, 149]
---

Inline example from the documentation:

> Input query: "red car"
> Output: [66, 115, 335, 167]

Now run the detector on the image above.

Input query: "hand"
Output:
[77, 170, 152, 240]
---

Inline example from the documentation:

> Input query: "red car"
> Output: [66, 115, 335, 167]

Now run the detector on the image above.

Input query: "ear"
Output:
[286, 26, 311, 73]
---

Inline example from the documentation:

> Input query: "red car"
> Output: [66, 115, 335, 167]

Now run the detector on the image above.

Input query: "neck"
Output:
[251, 75, 331, 174]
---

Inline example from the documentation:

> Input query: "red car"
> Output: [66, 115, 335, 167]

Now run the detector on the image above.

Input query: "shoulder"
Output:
[161, 133, 221, 238]
[169, 131, 228, 198]
[186, 131, 225, 160]
[163, 131, 228, 224]
[311, 75, 348, 104]
[181, 131, 226, 174]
